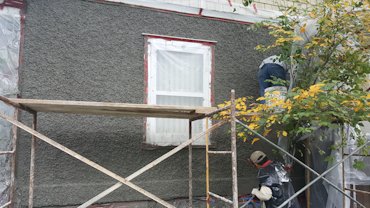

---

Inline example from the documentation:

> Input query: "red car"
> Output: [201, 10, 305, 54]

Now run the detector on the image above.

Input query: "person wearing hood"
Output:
[249, 151, 300, 208]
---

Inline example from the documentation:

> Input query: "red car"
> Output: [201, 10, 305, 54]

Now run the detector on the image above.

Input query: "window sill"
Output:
[141, 142, 217, 150]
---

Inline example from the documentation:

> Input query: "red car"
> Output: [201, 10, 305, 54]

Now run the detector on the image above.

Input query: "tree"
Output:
[217, 0, 370, 166]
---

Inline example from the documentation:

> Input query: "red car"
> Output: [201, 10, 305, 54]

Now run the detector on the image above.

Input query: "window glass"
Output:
[156, 50, 204, 93]
[146, 36, 213, 146]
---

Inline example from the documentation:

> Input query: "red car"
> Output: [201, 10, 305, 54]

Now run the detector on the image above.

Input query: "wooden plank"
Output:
[0, 112, 175, 208]
[0, 96, 35, 114]
[79, 120, 226, 208]
[190, 105, 230, 121]
[8, 98, 216, 119]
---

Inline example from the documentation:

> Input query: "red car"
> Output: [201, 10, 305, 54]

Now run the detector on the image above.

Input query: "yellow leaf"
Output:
[248, 123, 258, 130]
[276, 38, 288, 43]
[292, 36, 304, 42]
[251, 138, 260, 144]
[282, 131, 288, 137]
[263, 129, 272, 136]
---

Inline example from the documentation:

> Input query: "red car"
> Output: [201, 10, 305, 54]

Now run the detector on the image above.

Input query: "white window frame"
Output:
[145, 35, 214, 146]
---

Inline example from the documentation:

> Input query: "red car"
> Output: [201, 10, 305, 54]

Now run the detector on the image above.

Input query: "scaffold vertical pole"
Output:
[230, 89, 238, 208]
[342, 132, 346, 208]
[188, 120, 193, 208]
[9, 109, 18, 208]
[28, 113, 37, 208]
[205, 118, 210, 208]
[305, 140, 311, 208]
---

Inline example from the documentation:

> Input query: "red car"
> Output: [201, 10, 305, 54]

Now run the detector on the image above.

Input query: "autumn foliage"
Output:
[216, 0, 370, 154]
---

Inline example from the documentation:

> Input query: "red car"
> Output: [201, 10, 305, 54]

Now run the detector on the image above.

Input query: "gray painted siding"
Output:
[16, 0, 298, 207]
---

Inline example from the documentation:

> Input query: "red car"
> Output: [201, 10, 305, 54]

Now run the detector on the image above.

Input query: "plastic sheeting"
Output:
[257, 161, 300, 208]
[0, 7, 20, 96]
[310, 126, 370, 208]
[0, 6, 21, 205]
[0, 101, 14, 205]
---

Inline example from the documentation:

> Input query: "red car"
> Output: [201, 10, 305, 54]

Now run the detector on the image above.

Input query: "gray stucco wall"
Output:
[16, 0, 303, 207]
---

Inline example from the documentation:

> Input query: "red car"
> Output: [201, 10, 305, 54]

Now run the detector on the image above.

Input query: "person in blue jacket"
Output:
[258, 55, 288, 99]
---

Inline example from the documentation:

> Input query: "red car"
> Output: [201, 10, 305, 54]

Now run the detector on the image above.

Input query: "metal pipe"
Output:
[239, 195, 255, 208]
[208, 192, 233, 204]
[342, 136, 346, 208]
[0, 111, 176, 208]
[79, 121, 227, 208]
[345, 188, 370, 195]
[0, 151, 14, 155]
[188, 120, 193, 208]
[277, 140, 369, 208]
[343, 153, 370, 157]
[205, 118, 210, 208]
[28, 113, 37, 208]
[230, 90, 238, 208]
[9, 109, 19, 208]
[235, 120, 366, 208]
[0, 201, 11, 208]
[208, 151, 232, 154]
[304, 140, 310, 208]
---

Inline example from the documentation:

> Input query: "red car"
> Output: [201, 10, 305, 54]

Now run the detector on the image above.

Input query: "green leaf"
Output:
[353, 160, 366, 170]
[324, 156, 335, 164]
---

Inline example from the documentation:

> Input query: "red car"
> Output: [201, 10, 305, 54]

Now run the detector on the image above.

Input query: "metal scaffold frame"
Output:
[342, 141, 370, 207]
[235, 121, 369, 208]
[0, 90, 237, 208]
[0, 89, 369, 208]
[203, 93, 369, 208]
[204, 90, 239, 208]
[0, 109, 18, 208]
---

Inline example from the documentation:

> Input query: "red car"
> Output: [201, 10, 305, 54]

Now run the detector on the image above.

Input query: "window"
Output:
[144, 35, 214, 146]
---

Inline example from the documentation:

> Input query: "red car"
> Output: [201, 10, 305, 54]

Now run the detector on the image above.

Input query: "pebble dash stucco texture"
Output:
[15, 0, 303, 207]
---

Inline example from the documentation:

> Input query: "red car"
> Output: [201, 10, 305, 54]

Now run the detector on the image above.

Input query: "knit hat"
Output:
[250, 151, 267, 164]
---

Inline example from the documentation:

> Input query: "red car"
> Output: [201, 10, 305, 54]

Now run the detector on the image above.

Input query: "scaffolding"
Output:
[204, 90, 239, 208]
[0, 90, 369, 208]
[0, 92, 236, 208]
[342, 137, 370, 208]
